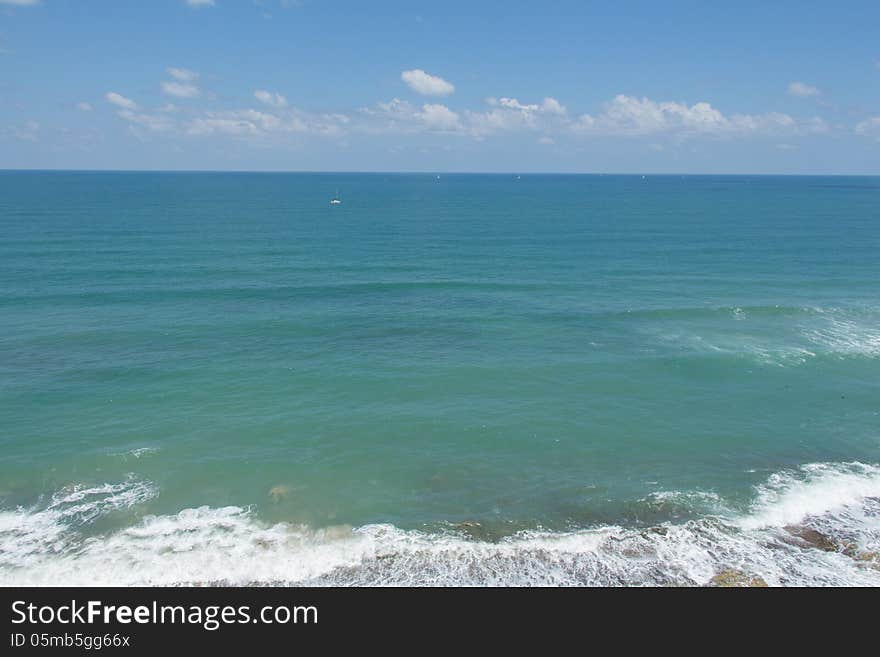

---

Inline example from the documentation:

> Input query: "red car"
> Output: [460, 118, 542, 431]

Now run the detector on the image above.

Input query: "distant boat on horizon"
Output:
[330, 190, 342, 205]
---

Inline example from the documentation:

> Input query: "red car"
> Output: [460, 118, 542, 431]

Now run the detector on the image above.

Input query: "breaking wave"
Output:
[1, 463, 878, 586]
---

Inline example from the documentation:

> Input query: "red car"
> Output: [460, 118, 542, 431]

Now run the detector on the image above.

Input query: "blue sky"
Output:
[1, 0, 879, 173]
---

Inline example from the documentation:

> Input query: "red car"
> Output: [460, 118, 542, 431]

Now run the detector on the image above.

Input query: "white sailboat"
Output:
[330, 189, 342, 205]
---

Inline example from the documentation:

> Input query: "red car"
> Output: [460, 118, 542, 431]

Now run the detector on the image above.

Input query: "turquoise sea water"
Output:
[1, 171, 879, 585]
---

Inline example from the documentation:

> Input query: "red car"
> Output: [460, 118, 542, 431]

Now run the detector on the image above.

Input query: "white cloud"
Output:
[467, 96, 567, 136]
[11, 119, 39, 141]
[117, 110, 174, 133]
[104, 95, 350, 141]
[788, 81, 820, 97]
[540, 97, 566, 116]
[188, 117, 260, 137]
[185, 0, 215, 7]
[370, 97, 415, 118]
[855, 117, 880, 139]
[168, 67, 198, 82]
[802, 116, 830, 133]
[364, 93, 823, 141]
[0, 0, 41, 6]
[161, 68, 201, 98]
[419, 104, 461, 131]
[98, 82, 834, 150]
[493, 97, 566, 114]
[360, 98, 418, 131]
[161, 80, 200, 98]
[362, 98, 462, 133]
[77, 102, 93, 111]
[571, 95, 822, 138]
[311, 113, 350, 137]
[401, 69, 455, 96]
[187, 109, 307, 137]
[254, 89, 288, 108]
[105, 91, 137, 109]
[495, 97, 535, 111]
[575, 95, 724, 135]
[105, 92, 175, 135]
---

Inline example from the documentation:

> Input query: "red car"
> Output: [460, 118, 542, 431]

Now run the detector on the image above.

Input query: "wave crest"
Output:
[1, 464, 878, 586]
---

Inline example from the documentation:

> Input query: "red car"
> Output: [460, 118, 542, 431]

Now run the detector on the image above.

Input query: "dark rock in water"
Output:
[709, 570, 768, 587]
[449, 520, 521, 543]
[267, 484, 292, 504]
[783, 525, 838, 552]
[643, 526, 668, 537]
[839, 540, 860, 557]
[620, 544, 656, 559]
[853, 552, 880, 570]
[451, 520, 490, 541]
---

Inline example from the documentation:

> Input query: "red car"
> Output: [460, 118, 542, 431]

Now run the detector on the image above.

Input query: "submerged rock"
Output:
[318, 524, 354, 541]
[838, 540, 860, 557]
[783, 525, 837, 552]
[709, 570, 768, 587]
[450, 520, 504, 542]
[854, 551, 879, 570]
[643, 526, 668, 537]
[451, 520, 485, 540]
[267, 484, 291, 504]
[620, 544, 656, 559]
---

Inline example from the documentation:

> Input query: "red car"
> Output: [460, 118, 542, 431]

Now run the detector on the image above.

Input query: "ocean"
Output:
[1, 171, 878, 586]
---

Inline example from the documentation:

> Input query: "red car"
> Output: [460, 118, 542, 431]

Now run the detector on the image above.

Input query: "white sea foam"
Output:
[801, 312, 880, 358]
[642, 489, 730, 516]
[738, 462, 880, 530]
[650, 305, 880, 366]
[0, 477, 157, 572]
[113, 447, 159, 460]
[1, 464, 878, 586]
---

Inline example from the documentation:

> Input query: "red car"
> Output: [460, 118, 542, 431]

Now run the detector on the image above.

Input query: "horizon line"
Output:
[1, 168, 879, 177]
